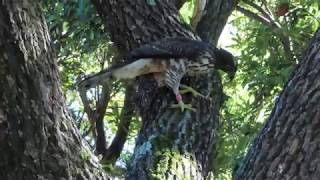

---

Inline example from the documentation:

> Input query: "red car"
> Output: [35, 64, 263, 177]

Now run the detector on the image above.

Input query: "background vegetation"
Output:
[43, 0, 319, 179]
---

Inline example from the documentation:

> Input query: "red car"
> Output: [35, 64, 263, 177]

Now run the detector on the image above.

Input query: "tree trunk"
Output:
[0, 1, 106, 179]
[234, 28, 320, 180]
[90, 0, 236, 179]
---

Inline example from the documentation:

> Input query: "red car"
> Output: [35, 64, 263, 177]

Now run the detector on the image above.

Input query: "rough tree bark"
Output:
[234, 28, 320, 180]
[0, 1, 106, 179]
[90, 0, 237, 179]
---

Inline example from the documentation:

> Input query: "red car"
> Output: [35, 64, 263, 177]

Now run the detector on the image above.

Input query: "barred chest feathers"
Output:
[186, 56, 214, 76]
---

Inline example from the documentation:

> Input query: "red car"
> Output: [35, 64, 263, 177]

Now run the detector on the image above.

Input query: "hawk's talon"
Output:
[179, 85, 207, 99]
[170, 101, 196, 112]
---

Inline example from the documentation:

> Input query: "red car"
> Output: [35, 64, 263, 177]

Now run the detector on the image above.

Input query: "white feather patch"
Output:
[112, 58, 165, 80]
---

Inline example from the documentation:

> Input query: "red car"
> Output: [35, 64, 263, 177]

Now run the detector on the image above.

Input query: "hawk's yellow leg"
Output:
[179, 85, 207, 99]
[169, 84, 209, 112]
[170, 100, 196, 112]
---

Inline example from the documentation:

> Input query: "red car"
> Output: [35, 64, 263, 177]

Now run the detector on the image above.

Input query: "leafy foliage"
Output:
[43, 0, 109, 90]
[180, 0, 195, 24]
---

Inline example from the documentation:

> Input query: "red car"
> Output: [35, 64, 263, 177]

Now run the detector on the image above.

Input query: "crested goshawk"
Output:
[78, 37, 236, 111]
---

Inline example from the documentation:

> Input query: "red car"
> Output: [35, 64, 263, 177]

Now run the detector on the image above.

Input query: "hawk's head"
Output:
[213, 48, 237, 80]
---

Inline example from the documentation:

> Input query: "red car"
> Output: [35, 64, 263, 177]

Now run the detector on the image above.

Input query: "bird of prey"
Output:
[78, 37, 236, 111]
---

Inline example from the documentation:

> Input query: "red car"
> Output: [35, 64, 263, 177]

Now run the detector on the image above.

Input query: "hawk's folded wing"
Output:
[126, 37, 210, 61]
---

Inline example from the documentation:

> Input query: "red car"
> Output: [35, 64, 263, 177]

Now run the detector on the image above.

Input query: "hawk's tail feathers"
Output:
[77, 70, 113, 90]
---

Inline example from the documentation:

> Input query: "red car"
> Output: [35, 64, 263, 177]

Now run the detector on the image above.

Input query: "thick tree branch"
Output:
[78, 80, 112, 155]
[102, 85, 135, 163]
[196, 0, 239, 44]
[191, 0, 207, 30]
[95, 84, 112, 155]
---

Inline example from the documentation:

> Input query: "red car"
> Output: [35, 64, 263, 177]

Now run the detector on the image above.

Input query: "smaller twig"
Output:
[261, 0, 273, 16]
[76, 112, 85, 129]
[242, 0, 273, 22]
[236, 6, 272, 28]
[82, 125, 94, 138]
